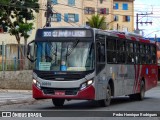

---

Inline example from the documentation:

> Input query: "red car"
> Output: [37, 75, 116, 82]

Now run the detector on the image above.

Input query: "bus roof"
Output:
[36, 27, 156, 44]
[96, 29, 156, 44]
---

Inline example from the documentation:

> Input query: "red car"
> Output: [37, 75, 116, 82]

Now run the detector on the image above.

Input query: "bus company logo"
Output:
[2, 112, 11, 117]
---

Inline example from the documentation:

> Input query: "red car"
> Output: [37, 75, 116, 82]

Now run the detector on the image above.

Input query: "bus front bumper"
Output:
[32, 84, 95, 100]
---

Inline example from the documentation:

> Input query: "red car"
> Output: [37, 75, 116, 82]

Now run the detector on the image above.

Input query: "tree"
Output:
[0, 0, 39, 69]
[87, 14, 106, 30]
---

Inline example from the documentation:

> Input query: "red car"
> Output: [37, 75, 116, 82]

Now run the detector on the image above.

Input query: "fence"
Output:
[0, 42, 33, 71]
[0, 58, 33, 71]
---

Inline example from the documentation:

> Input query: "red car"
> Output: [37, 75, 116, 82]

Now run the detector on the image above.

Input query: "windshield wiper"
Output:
[45, 42, 57, 63]
[66, 40, 79, 57]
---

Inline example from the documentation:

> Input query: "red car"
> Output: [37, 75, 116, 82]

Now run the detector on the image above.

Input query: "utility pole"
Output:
[46, 0, 52, 27]
[136, 13, 153, 31]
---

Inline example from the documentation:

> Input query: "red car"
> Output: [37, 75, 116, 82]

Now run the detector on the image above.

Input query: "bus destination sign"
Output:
[43, 30, 87, 37]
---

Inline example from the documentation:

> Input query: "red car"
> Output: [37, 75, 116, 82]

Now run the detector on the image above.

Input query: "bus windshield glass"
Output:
[34, 41, 95, 72]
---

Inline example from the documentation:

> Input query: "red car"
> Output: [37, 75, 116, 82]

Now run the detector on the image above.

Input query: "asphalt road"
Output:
[0, 86, 160, 120]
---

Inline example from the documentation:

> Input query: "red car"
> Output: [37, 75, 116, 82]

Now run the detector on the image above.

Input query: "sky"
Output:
[134, 0, 160, 38]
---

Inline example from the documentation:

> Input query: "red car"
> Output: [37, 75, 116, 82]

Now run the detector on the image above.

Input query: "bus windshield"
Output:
[34, 41, 95, 71]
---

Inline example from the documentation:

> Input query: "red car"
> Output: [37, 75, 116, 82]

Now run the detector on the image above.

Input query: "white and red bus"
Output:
[27, 27, 157, 107]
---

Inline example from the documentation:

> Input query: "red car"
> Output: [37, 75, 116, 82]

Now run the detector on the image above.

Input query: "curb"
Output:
[0, 89, 31, 93]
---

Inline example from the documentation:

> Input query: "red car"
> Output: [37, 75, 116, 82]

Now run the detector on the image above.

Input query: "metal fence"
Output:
[0, 58, 33, 71]
[0, 41, 33, 71]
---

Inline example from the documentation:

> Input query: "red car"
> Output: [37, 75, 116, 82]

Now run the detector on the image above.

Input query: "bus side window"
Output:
[107, 38, 117, 63]
[140, 44, 146, 64]
[126, 42, 134, 64]
[151, 45, 156, 64]
[116, 39, 126, 63]
[97, 42, 105, 62]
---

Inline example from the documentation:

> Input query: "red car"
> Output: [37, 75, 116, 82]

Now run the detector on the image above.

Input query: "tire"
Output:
[137, 80, 145, 100]
[52, 99, 65, 107]
[98, 84, 112, 107]
[129, 81, 145, 101]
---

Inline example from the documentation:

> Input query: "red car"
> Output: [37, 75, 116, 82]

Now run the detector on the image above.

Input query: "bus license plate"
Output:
[55, 91, 65, 96]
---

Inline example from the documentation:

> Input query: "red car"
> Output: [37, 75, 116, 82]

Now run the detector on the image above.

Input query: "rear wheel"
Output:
[137, 80, 145, 100]
[129, 81, 145, 100]
[52, 99, 65, 107]
[98, 84, 111, 107]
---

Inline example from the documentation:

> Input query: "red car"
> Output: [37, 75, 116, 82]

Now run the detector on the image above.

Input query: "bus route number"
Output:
[43, 32, 52, 37]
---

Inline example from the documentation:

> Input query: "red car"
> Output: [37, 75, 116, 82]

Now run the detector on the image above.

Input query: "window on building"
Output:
[114, 15, 119, 21]
[64, 13, 79, 22]
[51, 13, 61, 22]
[113, 3, 119, 10]
[68, 0, 75, 6]
[100, 0, 104, 4]
[84, 7, 95, 14]
[68, 14, 75, 22]
[123, 16, 130, 22]
[122, 3, 128, 10]
[51, 0, 57, 5]
[97, 8, 109, 14]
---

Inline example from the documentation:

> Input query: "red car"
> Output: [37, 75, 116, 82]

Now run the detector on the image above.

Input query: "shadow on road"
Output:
[38, 96, 153, 110]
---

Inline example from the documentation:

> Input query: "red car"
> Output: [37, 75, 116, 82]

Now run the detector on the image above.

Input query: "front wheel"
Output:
[52, 99, 65, 107]
[98, 84, 111, 107]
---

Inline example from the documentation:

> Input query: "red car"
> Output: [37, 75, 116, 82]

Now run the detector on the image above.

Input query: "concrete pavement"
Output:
[0, 81, 160, 106]
[0, 89, 35, 106]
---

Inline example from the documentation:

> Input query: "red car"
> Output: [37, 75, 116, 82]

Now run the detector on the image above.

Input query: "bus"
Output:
[27, 27, 157, 107]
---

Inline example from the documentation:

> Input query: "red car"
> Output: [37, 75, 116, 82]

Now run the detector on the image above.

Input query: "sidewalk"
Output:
[0, 81, 160, 106]
[0, 89, 35, 106]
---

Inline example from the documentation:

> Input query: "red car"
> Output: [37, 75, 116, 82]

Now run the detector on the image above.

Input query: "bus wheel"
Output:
[129, 81, 145, 101]
[52, 99, 65, 107]
[99, 84, 111, 107]
[137, 80, 145, 100]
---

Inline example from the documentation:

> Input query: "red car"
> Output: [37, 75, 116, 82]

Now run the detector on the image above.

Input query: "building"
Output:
[0, 0, 135, 44]
[39, 0, 134, 32]
[0, 0, 135, 70]
[113, 0, 134, 32]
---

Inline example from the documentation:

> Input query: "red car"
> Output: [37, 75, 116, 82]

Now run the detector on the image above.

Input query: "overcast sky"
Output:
[134, 0, 160, 38]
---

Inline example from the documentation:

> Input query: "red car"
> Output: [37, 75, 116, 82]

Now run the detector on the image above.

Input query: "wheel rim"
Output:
[106, 86, 111, 103]
[141, 83, 145, 99]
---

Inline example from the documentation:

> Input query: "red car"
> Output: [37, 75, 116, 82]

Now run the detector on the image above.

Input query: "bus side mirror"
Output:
[27, 40, 36, 62]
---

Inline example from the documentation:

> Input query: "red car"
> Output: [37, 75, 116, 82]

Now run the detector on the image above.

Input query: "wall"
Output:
[113, 0, 134, 32]
[0, 70, 32, 90]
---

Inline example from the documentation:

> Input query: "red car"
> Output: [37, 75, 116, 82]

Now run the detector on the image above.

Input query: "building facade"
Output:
[0, 0, 135, 44]
[0, 0, 135, 67]
[113, 0, 134, 32]
[38, 0, 134, 32]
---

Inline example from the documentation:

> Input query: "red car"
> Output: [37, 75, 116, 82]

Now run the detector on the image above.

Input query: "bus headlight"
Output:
[80, 80, 93, 90]
[33, 79, 41, 89]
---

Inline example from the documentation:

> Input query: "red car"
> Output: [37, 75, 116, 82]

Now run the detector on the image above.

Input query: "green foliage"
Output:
[87, 14, 107, 30]
[0, 0, 39, 40]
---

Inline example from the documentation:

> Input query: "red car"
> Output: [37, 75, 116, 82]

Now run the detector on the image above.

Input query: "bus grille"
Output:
[41, 87, 79, 95]
[36, 72, 84, 81]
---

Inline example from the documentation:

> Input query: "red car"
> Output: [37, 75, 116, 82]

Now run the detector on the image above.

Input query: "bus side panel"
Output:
[134, 64, 157, 93]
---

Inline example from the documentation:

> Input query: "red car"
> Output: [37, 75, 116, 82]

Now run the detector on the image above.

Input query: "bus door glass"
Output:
[27, 40, 37, 62]
[96, 34, 106, 74]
